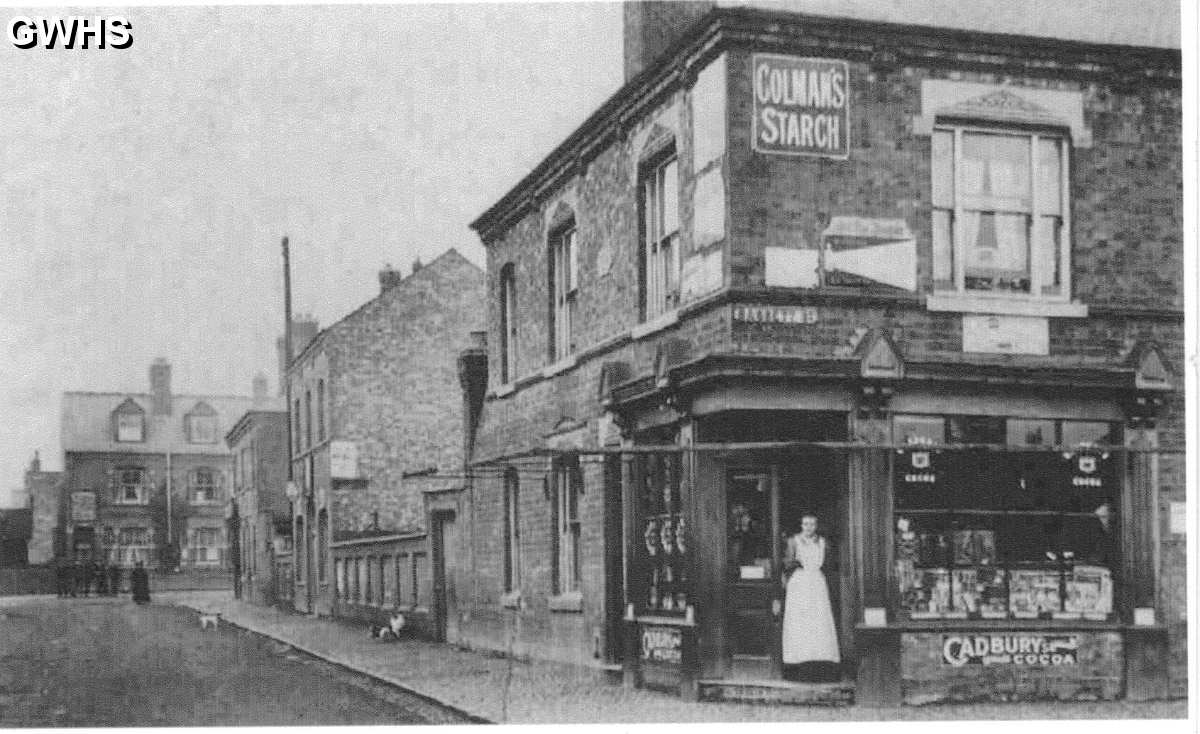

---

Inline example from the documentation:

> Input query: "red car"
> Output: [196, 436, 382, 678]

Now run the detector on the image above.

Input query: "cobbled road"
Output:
[0, 596, 461, 726]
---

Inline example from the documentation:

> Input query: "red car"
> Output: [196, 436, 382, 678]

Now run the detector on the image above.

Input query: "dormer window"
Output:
[113, 398, 145, 443]
[185, 402, 218, 444]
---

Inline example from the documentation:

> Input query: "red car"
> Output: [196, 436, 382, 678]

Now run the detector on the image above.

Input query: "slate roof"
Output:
[718, 0, 1180, 49]
[61, 392, 256, 455]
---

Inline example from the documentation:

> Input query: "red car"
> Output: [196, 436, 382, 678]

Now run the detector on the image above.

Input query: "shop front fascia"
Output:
[599, 335, 1177, 704]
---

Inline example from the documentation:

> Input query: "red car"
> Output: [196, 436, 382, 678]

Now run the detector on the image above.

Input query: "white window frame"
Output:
[117, 525, 152, 565]
[642, 153, 681, 321]
[190, 526, 223, 566]
[932, 123, 1071, 303]
[503, 469, 521, 593]
[499, 264, 518, 384]
[116, 467, 148, 505]
[115, 411, 144, 443]
[550, 226, 578, 363]
[186, 413, 218, 444]
[552, 459, 581, 596]
[190, 467, 219, 504]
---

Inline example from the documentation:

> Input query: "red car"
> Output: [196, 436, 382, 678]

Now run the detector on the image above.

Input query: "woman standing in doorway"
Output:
[781, 513, 840, 678]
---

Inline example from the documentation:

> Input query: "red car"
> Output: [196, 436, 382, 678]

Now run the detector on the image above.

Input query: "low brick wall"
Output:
[901, 630, 1123, 704]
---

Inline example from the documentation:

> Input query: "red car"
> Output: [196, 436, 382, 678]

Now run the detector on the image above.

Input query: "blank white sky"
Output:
[0, 1, 1183, 506]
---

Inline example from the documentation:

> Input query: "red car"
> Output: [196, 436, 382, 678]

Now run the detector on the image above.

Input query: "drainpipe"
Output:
[166, 448, 173, 571]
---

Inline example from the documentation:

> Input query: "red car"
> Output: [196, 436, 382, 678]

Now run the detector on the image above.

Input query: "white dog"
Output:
[368, 612, 406, 640]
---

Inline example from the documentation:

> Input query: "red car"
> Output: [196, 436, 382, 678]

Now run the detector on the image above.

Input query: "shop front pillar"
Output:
[1122, 426, 1166, 700]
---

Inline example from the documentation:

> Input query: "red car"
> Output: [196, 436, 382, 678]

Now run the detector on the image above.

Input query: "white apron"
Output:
[781, 535, 840, 664]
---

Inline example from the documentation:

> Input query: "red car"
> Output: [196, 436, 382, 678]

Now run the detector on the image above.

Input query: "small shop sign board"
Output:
[752, 54, 850, 158]
[732, 305, 820, 325]
[641, 625, 683, 665]
[941, 633, 1078, 666]
[71, 491, 96, 522]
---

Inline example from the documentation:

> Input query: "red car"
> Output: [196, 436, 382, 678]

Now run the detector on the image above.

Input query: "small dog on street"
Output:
[368, 612, 406, 641]
[198, 612, 220, 630]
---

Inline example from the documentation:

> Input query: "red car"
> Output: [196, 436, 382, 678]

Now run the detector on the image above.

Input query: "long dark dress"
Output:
[130, 567, 151, 604]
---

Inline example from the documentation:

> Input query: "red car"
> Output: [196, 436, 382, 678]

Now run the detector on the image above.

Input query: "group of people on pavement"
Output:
[54, 557, 150, 603]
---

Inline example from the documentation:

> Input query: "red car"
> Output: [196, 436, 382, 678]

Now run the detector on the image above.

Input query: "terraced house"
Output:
[456, 2, 1183, 706]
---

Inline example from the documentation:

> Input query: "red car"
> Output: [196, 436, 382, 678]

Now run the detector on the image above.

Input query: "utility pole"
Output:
[283, 235, 294, 484]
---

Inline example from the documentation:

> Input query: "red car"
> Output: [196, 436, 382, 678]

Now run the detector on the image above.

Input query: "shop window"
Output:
[117, 526, 152, 566]
[549, 224, 578, 363]
[893, 415, 1119, 621]
[190, 467, 219, 504]
[382, 555, 395, 605]
[640, 151, 680, 321]
[551, 457, 582, 596]
[114, 467, 149, 505]
[294, 517, 305, 581]
[499, 263, 518, 383]
[635, 452, 686, 615]
[335, 559, 345, 599]
[932, 125, 1069, 298]
[503, 468, 521, 593]
[352, 557, 361, 602]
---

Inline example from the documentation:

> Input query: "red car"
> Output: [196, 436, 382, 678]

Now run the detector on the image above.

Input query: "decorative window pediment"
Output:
[916, 80, 1090, 147]
[937, 90, 1069, 129]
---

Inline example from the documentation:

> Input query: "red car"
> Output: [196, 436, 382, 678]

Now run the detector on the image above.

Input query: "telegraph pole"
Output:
[283, 236, 294, 483]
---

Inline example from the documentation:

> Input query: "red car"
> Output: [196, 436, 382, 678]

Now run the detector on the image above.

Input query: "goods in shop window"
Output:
[953, 529, 997, 566]
[1065, 564, 1112, 618]
[1009, 569, 1062, 617]
[660, 516, 676, 555]
[977, 567, 1008, 618]
[895, 517, 919, 562]
[953, 568, 979, 614]
[906, 568, 952, 618]
[675, 516, 686, 554]
[644, 519, 658, 556]
[917, 532, 950, 567]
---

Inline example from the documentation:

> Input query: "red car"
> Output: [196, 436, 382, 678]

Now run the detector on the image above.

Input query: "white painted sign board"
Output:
[330, 440, 359, 480]
[962, 314, 1049, 355]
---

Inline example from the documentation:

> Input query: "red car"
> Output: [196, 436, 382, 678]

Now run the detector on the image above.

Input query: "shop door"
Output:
[725, 468, 780, 680]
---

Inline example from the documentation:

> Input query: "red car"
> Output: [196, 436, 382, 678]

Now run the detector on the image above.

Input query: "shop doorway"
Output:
[707, 411, 848, 682]
[431, 510, 457, 643]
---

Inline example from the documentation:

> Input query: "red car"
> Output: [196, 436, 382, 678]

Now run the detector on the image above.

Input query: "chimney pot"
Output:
[379, 265, 403, 292]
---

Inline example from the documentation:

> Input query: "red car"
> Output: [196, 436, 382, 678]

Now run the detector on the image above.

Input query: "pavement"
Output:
[158, 590, 1191, 725]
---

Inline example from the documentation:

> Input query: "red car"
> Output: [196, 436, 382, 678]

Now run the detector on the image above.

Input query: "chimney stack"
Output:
[411, 257, 423, 275]
[379, 264, 404, 292]
[252, 372, 269, 405]
[149, 358, 172, 415]
[623, 0, 714, 82]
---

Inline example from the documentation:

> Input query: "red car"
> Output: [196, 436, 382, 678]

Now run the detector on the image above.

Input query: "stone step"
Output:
[697, 678, 855, 706]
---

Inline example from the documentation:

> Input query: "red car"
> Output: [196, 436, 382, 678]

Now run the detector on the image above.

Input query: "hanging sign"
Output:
[752, 54, 850, 158]
[330, 441, 359, 480]
[942, 634, 1078, 667]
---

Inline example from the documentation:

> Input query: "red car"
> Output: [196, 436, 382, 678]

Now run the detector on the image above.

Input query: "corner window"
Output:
[549, 225, 578, 363]
[551, 456, 582, 595]
[190, 526, 223, 565]
[640, 153, 680, 320]
[113, 399, 145, 442]
[932, 126, 1068, 298]
[503, 468, 521, 593]
[499, 263, 518, 383]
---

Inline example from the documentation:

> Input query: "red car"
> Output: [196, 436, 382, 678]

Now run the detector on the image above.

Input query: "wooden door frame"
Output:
[430, 509, 456, 643]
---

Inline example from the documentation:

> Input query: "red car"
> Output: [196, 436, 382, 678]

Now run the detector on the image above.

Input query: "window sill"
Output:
[548, 590, 583, 613]
[542, 355, 578, 378]
[500, 590, 523, 610]
[631, 309, 680, 340]
[926, 293, 1088, 318]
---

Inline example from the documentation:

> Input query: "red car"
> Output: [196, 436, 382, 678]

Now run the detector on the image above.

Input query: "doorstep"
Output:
[697, 678, 855, 706]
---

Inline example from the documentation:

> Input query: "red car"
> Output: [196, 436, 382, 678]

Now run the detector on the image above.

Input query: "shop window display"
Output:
[636, 453, 687, 615]
[894, 415, 1118, 621]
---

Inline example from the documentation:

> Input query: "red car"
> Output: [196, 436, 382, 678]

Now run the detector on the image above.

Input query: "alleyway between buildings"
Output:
[160, 590, 1186, 724]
